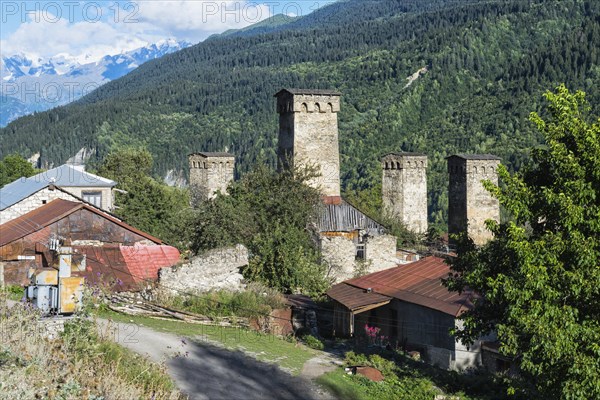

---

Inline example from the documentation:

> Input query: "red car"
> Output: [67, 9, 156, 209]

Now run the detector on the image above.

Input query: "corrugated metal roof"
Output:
[317, 198, 385, 233]
[327, 283, 392, 311]
[76, 244, 178, 291]
[77, 245, 135, 291]
[0, 165, 116, 210]
[0, 199, 162, 247]
[446, 154, 501, 161]
[274, 88, 341, 97]
[339, 256, 475, 317]
[121, 244, 180, 283]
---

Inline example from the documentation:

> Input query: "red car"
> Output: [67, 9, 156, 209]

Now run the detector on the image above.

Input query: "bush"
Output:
[303, 335, 325, 350]
[157, 284, 285, 319]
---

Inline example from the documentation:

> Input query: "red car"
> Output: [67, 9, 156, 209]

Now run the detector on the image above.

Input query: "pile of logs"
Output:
[108, 293, 249, 327]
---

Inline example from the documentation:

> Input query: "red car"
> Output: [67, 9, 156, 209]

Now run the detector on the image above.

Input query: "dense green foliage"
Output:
[445, 86, 600, 399]
[318, 350, 512, 400]
[97, 148, 191, 248]
[191, 164, 329, 296]
[0, 154, 39, 187]
[2, 0, 599, 226]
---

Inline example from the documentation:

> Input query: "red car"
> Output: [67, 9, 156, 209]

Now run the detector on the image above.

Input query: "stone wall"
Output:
[189, 153, 235, 206]
[320, 235, 357, 282]
[448, 156, 500, 245]
[62, 186, 113, 211]
[159, 244, 248, 294]
[320, 233, 397, 282]
[381, 153, 428, 234]
[365, 234, 398, 272]
[276, 91, 341, 197]
[0, 187, 81, 224]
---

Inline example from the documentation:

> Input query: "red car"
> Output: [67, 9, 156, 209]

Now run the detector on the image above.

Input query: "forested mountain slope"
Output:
[2, 0, 599, 226]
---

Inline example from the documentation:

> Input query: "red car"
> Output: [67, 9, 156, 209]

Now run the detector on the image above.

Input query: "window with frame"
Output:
[82, 191, 102, 208]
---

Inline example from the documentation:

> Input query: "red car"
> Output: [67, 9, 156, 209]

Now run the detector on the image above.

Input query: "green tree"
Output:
[98, 148, 191, 249]
[191, 164, 329, 296]
[0, 154, 39, 187]
[445, 85, 600, 399]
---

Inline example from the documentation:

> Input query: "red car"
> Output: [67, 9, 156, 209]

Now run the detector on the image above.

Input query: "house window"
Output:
[82, 191, 102, 208]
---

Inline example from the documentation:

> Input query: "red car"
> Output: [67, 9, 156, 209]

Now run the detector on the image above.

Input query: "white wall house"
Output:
[0, 164, 116, 224]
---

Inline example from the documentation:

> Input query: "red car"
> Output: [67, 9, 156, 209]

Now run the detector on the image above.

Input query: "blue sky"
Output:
[1, 1, 336, 62]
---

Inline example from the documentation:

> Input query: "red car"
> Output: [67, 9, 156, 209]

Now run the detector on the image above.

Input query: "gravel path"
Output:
[99, 319, 338, 400]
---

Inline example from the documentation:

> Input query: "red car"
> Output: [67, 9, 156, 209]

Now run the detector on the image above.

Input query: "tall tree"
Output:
[445, 85, 600, 398]
[0, 154, 39, 187]
[98, 148, 191, 249]
[191, 164, 329, 296]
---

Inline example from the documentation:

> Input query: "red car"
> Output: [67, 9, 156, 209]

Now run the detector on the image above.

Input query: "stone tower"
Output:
[275, 88, 341, 197]
[381, 153, 428, 234]
[188, 152, 235, 206]
[447, 154, 501, 246]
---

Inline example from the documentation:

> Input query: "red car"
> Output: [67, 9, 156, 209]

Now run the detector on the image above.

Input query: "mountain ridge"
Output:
[1, 0, 599, 226]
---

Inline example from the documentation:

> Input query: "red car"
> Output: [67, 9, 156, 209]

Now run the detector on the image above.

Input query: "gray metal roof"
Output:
[446, 154, 501, 161]
[274, 88, 342, 97]
[0, 165, 116, 211]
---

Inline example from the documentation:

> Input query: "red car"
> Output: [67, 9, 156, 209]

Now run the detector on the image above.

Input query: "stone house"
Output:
[0, 199, 179, 290]
[327, 256, 487, 371]
[0, 164, 116, 224]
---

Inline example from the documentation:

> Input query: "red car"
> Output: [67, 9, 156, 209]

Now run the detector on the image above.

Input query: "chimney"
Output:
[447, 154, 501, 245]
[381, 153, 428, 234]
[275, 88, 342, 197]
[188, 152, 235, 207]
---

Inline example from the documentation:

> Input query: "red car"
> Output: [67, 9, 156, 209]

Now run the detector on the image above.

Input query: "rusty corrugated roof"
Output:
[121, 244, 180, 283]
[327, 283, 392, 311]
[75, 244, 180, 291]
[339, 256, 475, 317]
[0, 199, 163, 247]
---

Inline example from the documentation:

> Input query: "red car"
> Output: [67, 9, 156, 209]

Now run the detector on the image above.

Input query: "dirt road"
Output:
[100, 319, 337, 400]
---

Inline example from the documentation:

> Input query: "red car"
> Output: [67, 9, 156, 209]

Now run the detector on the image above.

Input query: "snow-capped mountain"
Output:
[0, 39, 191, 126]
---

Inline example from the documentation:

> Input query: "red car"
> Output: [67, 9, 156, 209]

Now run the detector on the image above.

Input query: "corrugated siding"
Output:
[317, 199, 385, 233]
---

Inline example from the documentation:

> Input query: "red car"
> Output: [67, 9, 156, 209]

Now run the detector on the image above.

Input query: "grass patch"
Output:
[98, 309, 316, 374]
[3, 285, 24, 301]
[0, 301, 182, 399]
[155, 284, 285, 319]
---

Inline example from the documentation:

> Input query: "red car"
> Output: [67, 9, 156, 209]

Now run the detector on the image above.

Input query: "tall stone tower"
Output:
[447, 154, 501, 246]
[188, 152, 235, 206]
[381, 153, 428, 234]
[275, 88, 341, 197]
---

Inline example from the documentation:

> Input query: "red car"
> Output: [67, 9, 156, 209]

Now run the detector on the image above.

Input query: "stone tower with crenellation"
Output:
[447, 154, 501, 246]
[188, 152, 235, 207]
[275, 88, 341, 197]
[381, 153, 428, 234]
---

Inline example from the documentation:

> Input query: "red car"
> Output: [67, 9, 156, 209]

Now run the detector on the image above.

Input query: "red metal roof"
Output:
[120, 244, 180, 283]
[0, 199, 163, 247]
[327, 282, 392, 311]
[336, 256, 475, 317]
[76, 244, 180, 291]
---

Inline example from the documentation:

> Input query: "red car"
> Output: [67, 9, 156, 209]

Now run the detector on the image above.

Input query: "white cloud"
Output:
[136, 1, 273, 40]
[0, 1, 273, 62]
[0, 10, 159, 63]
